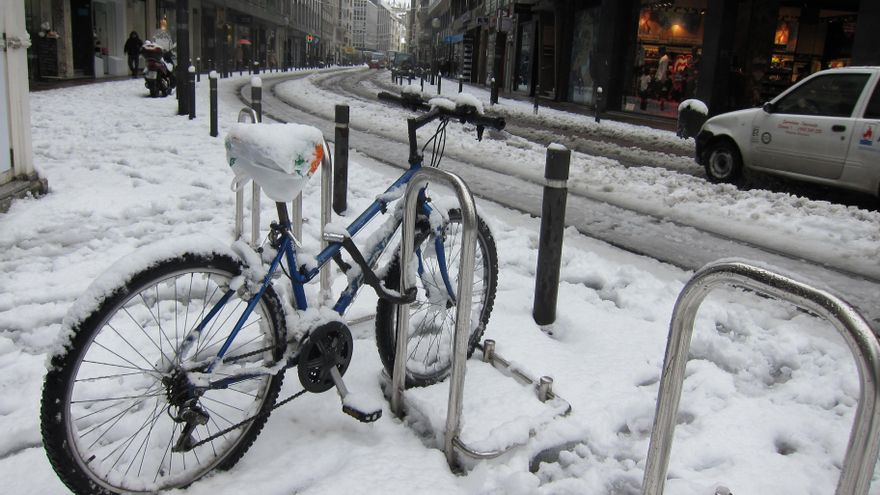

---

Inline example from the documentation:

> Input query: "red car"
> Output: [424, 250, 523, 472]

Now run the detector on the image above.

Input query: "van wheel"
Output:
[705, 140, 743, 183]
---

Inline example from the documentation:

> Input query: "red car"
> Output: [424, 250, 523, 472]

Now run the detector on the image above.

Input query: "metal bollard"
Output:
[209, 71, 218, 137]
[196, 57, 201, 82]
[533, 145, 571, 326]
[251, 77, 262, 122]
[253, 60, 260, 75]
[458, 75, 463, 93]
[420, 75, 424, 91]
[594, 86, 604, 123]
[188, 65, 196, 120]
[333, 105, 349, 214]
[437, 73, 442, 94]
[490, 77, 499, 105]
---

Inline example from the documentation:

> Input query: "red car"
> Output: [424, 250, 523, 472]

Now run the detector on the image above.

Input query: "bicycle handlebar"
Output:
[377, 91, 506, 132]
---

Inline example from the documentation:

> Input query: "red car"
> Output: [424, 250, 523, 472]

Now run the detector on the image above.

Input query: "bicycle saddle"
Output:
[226, 122, 326, 202]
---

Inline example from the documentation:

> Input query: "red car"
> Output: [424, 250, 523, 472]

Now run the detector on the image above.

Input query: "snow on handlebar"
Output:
[377, 91, 506, 132]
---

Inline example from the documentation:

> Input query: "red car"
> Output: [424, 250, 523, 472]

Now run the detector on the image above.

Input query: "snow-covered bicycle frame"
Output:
[40, 93, 506, 495]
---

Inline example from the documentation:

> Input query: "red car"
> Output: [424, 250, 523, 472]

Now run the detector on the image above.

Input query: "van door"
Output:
[752, 72, 869, 179]
[847, 76, 880, 192]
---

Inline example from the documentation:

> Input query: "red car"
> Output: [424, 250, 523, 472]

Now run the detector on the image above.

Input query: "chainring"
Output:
[297, 321, 353, 393]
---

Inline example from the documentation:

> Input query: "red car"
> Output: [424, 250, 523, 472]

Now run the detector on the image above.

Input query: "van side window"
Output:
[774, 74, 869, 117]
[865, 82, 880, 119]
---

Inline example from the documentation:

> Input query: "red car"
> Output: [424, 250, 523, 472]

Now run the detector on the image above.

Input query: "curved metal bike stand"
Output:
[232, 109, 333, 296]
[391, 168, 571, 468]
[392, 167, 478, 467]
[641, 259, 880, 495]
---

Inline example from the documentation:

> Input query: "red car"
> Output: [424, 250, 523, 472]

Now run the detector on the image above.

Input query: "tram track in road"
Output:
[231, 69, 880, 327]
[320, 68, 702, 176]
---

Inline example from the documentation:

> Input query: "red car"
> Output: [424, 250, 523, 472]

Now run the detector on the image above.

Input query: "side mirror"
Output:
[762, 101, 775, 113]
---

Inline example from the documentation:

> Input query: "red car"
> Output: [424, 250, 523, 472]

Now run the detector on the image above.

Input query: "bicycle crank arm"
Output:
[330, 367, 382, 423]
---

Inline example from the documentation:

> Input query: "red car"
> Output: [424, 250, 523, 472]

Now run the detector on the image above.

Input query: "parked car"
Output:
[695, 67, 880, 196]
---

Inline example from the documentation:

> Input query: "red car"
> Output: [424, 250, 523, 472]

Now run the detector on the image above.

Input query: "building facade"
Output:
[417, 0, 880, 118]
[22, 0, 335, 83]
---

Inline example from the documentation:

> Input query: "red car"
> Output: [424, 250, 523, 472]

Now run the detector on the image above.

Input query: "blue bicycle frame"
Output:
[184, 160, 458, 383]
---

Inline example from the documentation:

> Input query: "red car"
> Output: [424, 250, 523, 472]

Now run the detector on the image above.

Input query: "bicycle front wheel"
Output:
[41, 253, 286, 494]
[375, 209, 498, 387]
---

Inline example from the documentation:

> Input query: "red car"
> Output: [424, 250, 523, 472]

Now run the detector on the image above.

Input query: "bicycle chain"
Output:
[185, 387, 307, 450]
[185, 336, 305, 450]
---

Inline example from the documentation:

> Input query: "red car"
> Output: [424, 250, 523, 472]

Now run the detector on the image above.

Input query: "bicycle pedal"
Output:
[341, 392, 383, 423]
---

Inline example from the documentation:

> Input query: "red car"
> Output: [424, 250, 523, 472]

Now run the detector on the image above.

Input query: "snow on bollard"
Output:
[677, 98, 709, 139]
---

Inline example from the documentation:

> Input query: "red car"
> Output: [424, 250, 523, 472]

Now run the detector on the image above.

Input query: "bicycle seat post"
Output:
[276, 202, 291, 229]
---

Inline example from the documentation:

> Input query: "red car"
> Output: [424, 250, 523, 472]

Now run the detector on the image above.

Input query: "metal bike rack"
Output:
[391, 167, 571, 468]
[232, 106, 333, 296]
[641, 259, 880, 495]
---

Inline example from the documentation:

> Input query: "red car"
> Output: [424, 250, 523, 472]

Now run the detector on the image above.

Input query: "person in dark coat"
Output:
[124, 31, 143, 77]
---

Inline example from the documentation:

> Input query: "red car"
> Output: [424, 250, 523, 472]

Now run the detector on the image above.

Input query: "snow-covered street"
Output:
[3, 68, 880, 494]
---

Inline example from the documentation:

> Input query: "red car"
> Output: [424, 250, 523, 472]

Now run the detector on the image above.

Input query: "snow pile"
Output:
[678, 98, 709, 115]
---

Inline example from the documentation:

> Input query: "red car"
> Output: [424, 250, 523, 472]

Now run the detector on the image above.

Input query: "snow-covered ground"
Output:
[1, 69, 878, 494]
[275, 69, 880, 281]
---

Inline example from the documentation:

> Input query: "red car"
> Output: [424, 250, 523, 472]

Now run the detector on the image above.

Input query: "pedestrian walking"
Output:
[124, 31, 143, 78]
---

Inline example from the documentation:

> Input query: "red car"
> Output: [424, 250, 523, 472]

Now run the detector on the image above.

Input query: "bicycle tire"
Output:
[375, 209, 498, 387]
[41, 252, 286, 494]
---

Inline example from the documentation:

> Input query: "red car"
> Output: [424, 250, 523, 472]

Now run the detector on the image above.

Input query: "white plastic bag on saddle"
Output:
[225, 123, 325, 202]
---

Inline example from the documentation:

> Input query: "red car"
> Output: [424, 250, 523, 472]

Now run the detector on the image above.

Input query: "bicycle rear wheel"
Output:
[41, 253, 286, 494]
[375, 209, 498, 387]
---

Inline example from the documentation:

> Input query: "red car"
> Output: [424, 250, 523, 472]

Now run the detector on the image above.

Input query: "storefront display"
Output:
[568, 7, 600, 105]
[625, 0, 706, 118]
[515, 21, 533, 92]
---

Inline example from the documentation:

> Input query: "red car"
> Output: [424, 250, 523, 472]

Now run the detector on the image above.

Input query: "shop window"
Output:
[626, 0, 706, 117]
[515, 22, 532, 92]
[568, 7, 600, 105]
[774, 73, 868, 117]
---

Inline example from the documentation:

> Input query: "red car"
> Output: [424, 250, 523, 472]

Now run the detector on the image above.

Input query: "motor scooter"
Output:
[141, 41, 176, 98]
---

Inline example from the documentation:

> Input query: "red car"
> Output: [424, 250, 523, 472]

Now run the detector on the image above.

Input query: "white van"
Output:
[695, 67, 880, 196]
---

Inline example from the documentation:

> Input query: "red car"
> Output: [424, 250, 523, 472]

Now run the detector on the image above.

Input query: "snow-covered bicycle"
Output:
[40, 91, 505, 494]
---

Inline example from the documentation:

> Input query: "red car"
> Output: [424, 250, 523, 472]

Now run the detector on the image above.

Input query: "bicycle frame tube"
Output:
[195, 160, 461, 383]
[205, 236, 292, 373]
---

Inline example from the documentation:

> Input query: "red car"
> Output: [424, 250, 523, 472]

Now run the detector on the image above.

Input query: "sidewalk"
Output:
[504, 92, 679, 133]
[471, 82, 679, 133]
[29, 74, 141, 92]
